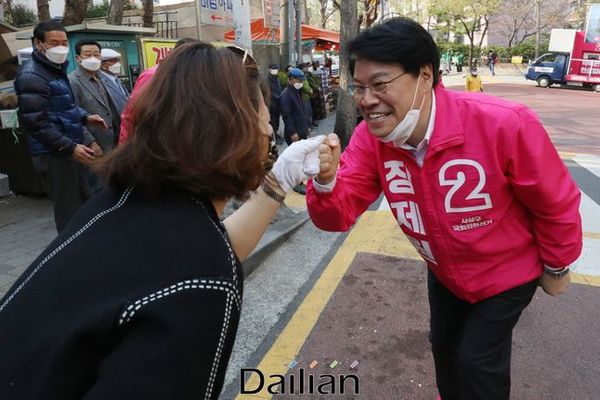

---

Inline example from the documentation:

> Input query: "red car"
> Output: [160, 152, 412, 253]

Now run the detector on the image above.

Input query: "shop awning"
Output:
[224, 18, 339, 46]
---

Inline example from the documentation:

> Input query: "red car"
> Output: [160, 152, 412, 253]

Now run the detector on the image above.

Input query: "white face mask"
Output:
[380, 76, 425, 147]
[293, 82, 304, 90]
[43, 45, 69, 65]
[108, 62, 121, 74]
[270, 69, 278, 75]
[81, 56, 101, 72]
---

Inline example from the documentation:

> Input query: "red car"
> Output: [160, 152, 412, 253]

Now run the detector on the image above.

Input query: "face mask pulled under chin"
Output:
[81, 57, 102, 72]
[380, 76, 425, 148]
[43, 45, 69, 64]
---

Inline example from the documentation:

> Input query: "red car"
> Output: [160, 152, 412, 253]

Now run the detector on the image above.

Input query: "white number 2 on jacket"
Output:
[439, 159, 493, 213]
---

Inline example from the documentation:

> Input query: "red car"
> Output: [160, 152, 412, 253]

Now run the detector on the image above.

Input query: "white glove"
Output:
[272, 136, 326, 193]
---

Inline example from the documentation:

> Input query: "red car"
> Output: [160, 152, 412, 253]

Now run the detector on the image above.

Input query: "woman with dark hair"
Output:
[0, 42, 324, 399]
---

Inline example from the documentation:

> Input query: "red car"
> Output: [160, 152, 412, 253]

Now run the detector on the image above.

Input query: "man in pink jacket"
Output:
[307, 18, 582, 400]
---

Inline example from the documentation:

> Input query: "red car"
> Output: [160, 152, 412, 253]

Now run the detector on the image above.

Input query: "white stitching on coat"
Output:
[0, 186, 134, 314]
[196, 200, 240, 292]
[204, 292, 232, 400]
[117, 279, 239, 325]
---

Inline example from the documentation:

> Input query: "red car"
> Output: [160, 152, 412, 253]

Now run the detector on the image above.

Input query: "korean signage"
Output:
[200, 0, 234, 27]
[262, 0, 280, 29]
[140, 38, 177, 69]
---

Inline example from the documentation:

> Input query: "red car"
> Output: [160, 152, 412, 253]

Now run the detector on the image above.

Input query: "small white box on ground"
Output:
[0, 109, 18, 129]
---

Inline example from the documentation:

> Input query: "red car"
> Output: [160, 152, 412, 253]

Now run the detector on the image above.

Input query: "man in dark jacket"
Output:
[15, 21, 107, 232]
[280, 67, 311, 194]
[267, 63, 283, 144]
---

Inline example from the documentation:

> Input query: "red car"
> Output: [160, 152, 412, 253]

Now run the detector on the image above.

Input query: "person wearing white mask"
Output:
[69, 40, 117, 192]
[14, 21, 108, 232]
[99, 48, 129, 140]
[280, 67, 312, 194]
[267, 63, 283, 144]
[307, 17, 581, 400]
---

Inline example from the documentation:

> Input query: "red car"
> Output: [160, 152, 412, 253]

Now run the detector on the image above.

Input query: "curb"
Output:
[242, 206, 310, 277]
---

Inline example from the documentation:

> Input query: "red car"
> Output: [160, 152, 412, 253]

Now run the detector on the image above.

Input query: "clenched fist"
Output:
[316, 133, 341, 185]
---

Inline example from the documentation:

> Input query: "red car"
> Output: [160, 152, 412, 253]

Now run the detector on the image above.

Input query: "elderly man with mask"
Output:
[280, 67, 312, 194]
[99, 48, 129, 138]
[69, 40, 117, 192]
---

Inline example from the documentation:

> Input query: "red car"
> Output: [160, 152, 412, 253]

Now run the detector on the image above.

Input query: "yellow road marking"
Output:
[235, 211, 419, 399]
[584, 231, 600, 240]
[571, 273, 600, 287]
[283, 191, 306, 211]
[559, 151, 577, 160]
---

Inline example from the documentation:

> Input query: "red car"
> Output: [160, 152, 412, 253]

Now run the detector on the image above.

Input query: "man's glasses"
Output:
[348, 71, 407, 99]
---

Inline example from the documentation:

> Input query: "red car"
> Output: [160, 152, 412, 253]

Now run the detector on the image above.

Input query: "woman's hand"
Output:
[271, 136, 326, 193]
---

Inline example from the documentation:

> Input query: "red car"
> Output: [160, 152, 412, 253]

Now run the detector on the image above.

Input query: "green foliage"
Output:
[436, 41, 471, 57]
[87, 0, 109, 18]
[6, 4, 37, 27]
[124, 1, 139, 10]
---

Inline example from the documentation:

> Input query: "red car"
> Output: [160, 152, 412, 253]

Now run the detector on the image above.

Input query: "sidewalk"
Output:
[0, 112, 338, 299]
[0, 195, 55, 297]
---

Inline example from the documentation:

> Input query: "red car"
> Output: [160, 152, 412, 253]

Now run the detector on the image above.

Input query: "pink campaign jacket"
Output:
[118, 65, 158, 144]
[307, 86, 582, 303]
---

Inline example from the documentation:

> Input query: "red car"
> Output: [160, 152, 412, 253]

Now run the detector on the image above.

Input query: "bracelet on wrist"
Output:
[264, 172, 284, 191]
[261, 177, 285, 204]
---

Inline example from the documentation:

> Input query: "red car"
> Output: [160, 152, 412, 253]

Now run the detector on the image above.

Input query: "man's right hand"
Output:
[72, 144, 96, 163]
[90, 142, 104, 158]
[316, 133, 341, 185]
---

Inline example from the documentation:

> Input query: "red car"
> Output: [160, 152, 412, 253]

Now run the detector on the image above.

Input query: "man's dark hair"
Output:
[33, 21, 66, 42]
[75, 40, 102, 56]
[175, 37, 197, 48]
[348, 17, 440, 87]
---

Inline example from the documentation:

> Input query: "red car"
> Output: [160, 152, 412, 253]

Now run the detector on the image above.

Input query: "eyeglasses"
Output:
[348, 71, 407, 99]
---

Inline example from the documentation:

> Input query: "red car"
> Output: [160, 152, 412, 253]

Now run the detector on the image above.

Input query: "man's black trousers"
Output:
[427, 270, 538, 400]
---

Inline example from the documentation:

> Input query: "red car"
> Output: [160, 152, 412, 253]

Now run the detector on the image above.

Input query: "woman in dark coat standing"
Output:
[0, 42, 324, 399]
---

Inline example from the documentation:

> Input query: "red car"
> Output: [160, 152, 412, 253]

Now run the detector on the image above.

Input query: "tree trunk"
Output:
[107, 0, 124, 25]
[37, 0, 51, 22]
[333, 0, 359, 149]
[319, 0, 327, 28]
[142, 0, 153, 28]
[302, 0, 310, 25]
[476, 17, 489, 67]
[62, 0, 88, 25]
[362, 0, 379, 27]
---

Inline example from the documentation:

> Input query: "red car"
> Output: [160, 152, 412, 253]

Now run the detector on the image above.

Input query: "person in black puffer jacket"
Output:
[15, 21, 107, 232]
